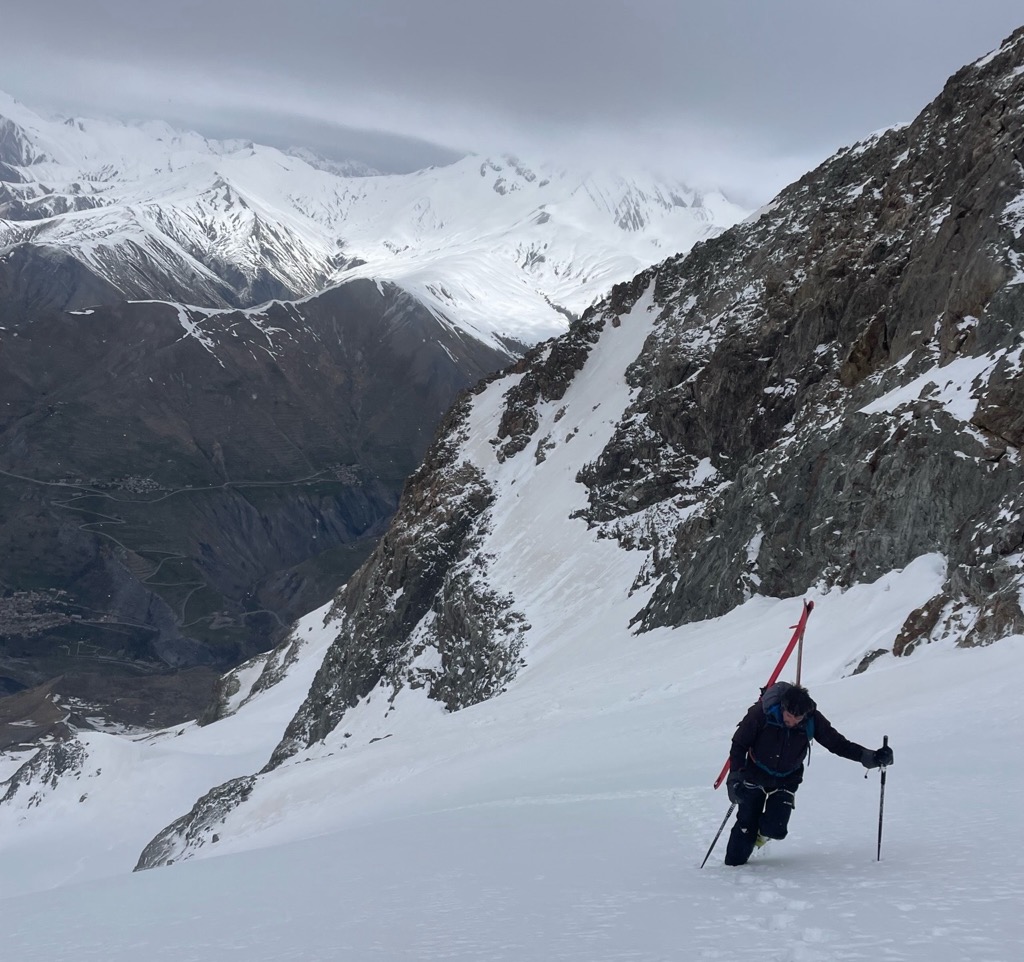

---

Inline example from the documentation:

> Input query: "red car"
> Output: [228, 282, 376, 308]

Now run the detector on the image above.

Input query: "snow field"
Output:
[2, 581, 1021, 961]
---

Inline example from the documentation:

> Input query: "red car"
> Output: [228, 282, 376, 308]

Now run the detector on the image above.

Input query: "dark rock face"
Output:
[134, 774, 257, 870]
[0, 245, 125, 323]
[493, 309, 606, 461]
[197, 630, 312, 727]
[1, 736, 87, 806]
[0, 280, 513, 704]
[267, 387, 529, 768]
[570, 29, 1024, 646]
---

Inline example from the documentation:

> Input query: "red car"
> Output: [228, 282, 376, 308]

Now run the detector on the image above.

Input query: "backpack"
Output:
[761, 681, 816, 742]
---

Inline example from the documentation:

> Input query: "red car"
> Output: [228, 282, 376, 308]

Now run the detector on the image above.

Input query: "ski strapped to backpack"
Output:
[713, 599, 814, 790]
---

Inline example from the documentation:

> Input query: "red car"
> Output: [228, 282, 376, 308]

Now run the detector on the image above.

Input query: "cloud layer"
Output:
[3, 1, 1022, 202]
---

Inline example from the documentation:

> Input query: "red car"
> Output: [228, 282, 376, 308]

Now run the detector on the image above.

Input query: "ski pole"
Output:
[876, 735, 888, 861]
[700, 803, 735, 868]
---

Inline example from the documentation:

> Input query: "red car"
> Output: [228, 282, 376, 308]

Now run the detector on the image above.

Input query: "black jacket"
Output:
[730, 694, 865, 784]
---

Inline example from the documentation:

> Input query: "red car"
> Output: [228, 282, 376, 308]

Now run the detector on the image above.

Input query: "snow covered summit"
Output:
[0, 92, 746, 347]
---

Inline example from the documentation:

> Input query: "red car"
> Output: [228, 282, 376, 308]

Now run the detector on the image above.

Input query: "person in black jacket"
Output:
[724, 681, 893, 866]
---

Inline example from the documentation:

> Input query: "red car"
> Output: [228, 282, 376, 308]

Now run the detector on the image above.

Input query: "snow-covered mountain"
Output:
[0, 90, 745, 707]
[0, 89, 746, 348]
[2, 26, 1024, 962]
[101, 20, 1024, 852]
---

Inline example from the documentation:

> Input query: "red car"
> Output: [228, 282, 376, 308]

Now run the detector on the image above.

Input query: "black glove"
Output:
[726, 772, 745, 804]
[861, 745, 894, 769]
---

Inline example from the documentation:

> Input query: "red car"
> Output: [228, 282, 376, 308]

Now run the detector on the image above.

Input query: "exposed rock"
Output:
[568, 27, 1024, 649]
[134, 775, 256, 870]
[0, 244, 124, 321]
[1, 735, 87, 806]
[893, 595, 949, 657]
[267, 387, 528, 768]
[197, 632, 308, 726]
[492, 272, 652, 470]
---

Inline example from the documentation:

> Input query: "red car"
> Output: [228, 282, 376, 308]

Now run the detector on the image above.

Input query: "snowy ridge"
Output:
[0, 92, 747, 347]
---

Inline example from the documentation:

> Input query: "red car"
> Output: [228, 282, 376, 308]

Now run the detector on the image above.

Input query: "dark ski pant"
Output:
[724, 782, 797, 866]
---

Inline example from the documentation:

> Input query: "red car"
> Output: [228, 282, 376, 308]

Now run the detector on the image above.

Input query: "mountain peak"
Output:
[1, 99, 748, 346]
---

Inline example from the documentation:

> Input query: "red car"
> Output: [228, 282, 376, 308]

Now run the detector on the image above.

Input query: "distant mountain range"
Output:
[0, 90, 745, 716]
[0, 89, 746, 347]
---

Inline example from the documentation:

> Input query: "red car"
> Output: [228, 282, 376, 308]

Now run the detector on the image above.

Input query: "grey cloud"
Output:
[2, 1, 1022, 203]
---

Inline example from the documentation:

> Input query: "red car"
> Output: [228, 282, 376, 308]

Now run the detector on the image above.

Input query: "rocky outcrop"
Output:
[196, 631, 309, 727]
[134, 774, 256, 870]
[567, 27, 1024, 647]
[491, 271, 656, 464]
[266, 386, 528, 768]
[1, 736, 87, 806]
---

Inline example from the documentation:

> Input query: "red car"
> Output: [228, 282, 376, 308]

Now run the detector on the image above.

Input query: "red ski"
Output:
[712, 599, 814, 789]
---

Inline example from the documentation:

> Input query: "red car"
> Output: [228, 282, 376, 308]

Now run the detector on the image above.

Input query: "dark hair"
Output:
[782, 685, 816, 717]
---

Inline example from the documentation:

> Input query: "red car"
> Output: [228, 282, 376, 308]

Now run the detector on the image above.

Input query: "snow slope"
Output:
[1, 273, 1021, 961]
[1, 574, 1020, 961]
[0, 603, 338, 897]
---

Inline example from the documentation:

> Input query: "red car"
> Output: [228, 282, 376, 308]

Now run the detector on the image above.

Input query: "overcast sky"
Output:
[3, 1, 1022, 205]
